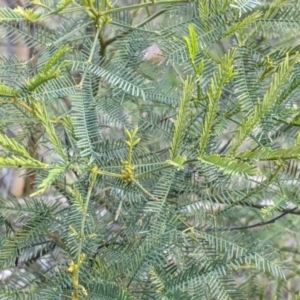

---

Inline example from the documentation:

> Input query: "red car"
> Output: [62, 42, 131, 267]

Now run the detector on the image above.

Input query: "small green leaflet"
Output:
[200, 154, 259, 177]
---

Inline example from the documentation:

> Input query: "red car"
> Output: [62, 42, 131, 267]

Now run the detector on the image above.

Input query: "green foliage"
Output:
[0, 0, 300, 299]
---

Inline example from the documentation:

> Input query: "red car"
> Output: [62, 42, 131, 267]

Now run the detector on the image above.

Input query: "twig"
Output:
[206, 207, 298, 232]
[244, 202, 300, 215]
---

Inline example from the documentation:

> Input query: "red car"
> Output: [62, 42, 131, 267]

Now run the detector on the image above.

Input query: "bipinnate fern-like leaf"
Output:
[0, 0, 300, 299]
[71, 80, 102, 157]
[0, 209, 53, 269]
[71, 61, 146, 99]
[200, 154, 259, 177]
[29, 77, 77, 101]
[13, 7, 42, 22]
[169, 77, 193, 160]
[0, 8, 24, 22]
[231, 53, 299, 154]
[31, 101, 67, 161]
[198, 49, 236, 156]
[55, 0, 74, 12]
[0, 133, 31, 159]
[223, 11, 262, 36]
[0, 156, 46, 169]
[0, 84, 16, 97]
[230, 0, 261, 15]
[237, 145, 300, 161]
[30, 166, 65, 197]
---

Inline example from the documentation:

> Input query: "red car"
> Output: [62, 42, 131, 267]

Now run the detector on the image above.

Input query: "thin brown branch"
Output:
[98, 30, 106, 58]
[244, 202, 300, 215]
[205, 207, 298, 232]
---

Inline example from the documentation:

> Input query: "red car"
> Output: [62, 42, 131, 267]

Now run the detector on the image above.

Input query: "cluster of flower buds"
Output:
[121, 160, 137, 184]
